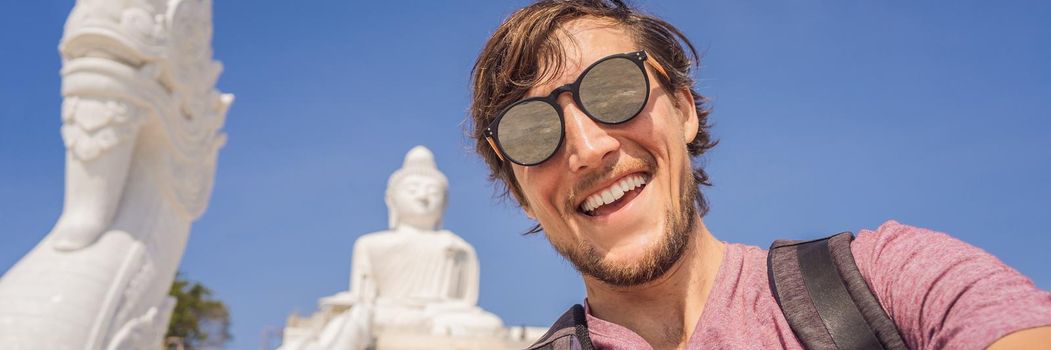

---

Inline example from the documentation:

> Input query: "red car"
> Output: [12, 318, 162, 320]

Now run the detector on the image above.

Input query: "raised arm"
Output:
[851, 221, 1051, 349]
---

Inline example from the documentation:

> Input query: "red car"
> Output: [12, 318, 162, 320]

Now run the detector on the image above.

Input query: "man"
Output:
[468, 1, 1051, 349]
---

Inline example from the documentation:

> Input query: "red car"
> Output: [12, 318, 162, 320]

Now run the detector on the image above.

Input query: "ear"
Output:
[675, 87, 699, 143]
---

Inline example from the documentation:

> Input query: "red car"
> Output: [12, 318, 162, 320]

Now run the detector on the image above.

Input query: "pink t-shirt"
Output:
[584, 221, 1051, 349]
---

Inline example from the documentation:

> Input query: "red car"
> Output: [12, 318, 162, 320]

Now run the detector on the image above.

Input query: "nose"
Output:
[558, 94, 620, 173]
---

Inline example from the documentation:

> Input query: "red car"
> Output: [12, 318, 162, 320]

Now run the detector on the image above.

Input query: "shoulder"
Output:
[528, 304, 589, 350]
[357, 230, 393, 238]
[847, 220, 1012, 291]
[353, 230, 399, 247]
[848, 219, 1012, 300]
[850, 220, 964, 257]
[849, 220, 978, 272]
[849, 220, 1051, 349]
[355, 231, 385, 241]
[437, 230, 474, 247]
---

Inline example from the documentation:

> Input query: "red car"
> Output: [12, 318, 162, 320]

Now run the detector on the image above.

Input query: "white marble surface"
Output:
[0, 0, 231, 348]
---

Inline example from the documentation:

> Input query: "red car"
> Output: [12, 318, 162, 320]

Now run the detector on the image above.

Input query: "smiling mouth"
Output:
[578, 173, 649, 217]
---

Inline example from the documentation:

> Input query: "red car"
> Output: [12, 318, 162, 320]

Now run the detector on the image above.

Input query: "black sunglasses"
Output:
[485, 50, 668, 166]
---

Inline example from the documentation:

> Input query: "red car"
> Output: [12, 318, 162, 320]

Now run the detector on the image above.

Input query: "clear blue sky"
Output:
[2, 1, 1049, 349]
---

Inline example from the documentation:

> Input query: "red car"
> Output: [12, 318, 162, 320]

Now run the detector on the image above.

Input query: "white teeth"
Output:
[588, 196, 601, 211]
[580, 174, 648, 213]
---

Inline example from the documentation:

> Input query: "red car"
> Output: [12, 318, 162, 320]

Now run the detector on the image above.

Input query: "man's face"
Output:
[510, 18, 700, 286]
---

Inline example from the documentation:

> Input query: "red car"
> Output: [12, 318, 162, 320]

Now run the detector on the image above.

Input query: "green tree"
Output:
[166, 273, 232, 349]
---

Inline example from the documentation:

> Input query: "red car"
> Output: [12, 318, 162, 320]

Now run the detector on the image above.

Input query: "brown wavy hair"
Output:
[468, 0, 717, 231]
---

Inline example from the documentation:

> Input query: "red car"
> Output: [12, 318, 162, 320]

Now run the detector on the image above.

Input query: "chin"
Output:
[559, 196, 694, 286]
[596, 228, 666, 263]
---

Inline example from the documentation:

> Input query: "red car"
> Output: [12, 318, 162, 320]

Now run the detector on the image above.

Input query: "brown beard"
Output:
[552, 166, 697, 287]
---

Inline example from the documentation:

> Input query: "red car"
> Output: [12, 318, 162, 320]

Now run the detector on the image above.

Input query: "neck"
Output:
[394, 217, 439, 233]
[582, 218, 724, 350]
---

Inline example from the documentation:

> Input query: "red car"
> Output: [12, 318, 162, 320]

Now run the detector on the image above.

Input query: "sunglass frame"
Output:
[485, 50, 653, 166]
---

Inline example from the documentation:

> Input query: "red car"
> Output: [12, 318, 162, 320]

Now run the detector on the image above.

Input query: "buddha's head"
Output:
[386, 146, 449, 231]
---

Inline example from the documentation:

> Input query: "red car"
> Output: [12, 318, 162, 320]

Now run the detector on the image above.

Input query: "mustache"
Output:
[567, 155, 654, 210]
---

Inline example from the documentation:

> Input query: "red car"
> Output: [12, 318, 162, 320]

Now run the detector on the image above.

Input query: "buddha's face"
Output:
[391, 174, 446, 228]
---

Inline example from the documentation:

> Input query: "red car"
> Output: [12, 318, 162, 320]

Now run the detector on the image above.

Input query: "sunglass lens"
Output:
[497, 100, 562, 165]
[579, 57, 648, 124]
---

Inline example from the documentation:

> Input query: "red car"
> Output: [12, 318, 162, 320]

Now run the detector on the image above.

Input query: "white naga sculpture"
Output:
[281, 146, 510, 350]
[0, 0, 231, 349]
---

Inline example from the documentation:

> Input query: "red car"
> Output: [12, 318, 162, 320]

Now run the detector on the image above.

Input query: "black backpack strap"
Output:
[527, 304, 594, 350]
[768, 232, 907, 350]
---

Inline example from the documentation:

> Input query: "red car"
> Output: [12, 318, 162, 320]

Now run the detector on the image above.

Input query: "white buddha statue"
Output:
[281, 146, 504, 350]
[355, 146, 503, 337]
